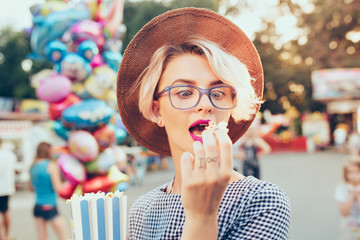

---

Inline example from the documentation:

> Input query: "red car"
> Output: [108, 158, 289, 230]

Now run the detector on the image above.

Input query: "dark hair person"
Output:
[30, 142, 69, 240]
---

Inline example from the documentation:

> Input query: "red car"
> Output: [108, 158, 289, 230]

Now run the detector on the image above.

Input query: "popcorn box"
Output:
[68, 191, 127, 240]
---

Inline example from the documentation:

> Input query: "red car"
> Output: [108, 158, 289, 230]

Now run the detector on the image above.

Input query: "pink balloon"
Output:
[68, 130, 99, 162]
[57, 154, 86, 184]
[36, 74, 72, 103]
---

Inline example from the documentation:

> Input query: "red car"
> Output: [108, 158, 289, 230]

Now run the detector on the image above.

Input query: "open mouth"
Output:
[189, 119, 210, 142]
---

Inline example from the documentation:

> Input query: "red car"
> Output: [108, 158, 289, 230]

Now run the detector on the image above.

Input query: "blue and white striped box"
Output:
[68, 191, 127, 240]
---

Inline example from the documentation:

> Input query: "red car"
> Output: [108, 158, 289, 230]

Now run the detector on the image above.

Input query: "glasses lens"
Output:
[210, 86, 236, 109]
[169, 86, 199, 109]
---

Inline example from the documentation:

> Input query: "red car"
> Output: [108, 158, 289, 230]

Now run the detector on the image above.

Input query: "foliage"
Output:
[122, 0, 220, 52]
[248, 0, 359, 114]
[0, 27, 51, 99]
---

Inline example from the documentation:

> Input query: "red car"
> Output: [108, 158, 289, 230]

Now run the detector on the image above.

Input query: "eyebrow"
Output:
[171, 79, 224, 86]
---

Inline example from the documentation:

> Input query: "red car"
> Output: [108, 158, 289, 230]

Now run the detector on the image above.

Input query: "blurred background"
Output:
[0, 0, 359, 239]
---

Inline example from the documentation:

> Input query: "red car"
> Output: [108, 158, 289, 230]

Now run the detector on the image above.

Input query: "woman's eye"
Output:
[178, 90, 193, 97]
[211, 91, 224, 99]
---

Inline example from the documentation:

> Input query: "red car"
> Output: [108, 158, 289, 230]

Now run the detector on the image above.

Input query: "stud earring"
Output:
[157, 120, 162, 126]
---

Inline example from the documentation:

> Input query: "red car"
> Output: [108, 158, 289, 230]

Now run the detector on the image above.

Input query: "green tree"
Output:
[222, 0, 359, 114]
[0, 27, 51, 99]
[122, 0, 220, 52]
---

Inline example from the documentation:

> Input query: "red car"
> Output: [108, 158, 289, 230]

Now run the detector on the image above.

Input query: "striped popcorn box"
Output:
[68, 191, 127, 240]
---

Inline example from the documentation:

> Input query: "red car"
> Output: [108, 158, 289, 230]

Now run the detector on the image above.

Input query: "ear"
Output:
[151, 100, 164, 127]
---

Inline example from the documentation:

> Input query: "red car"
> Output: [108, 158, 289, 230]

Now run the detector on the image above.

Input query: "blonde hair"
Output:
[134, 37, 262, 123]
[343, 155, 360, 182]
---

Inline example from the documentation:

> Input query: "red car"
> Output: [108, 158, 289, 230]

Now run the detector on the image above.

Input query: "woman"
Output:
[29, 142, 69, 240]
[117, 7, 291, 239]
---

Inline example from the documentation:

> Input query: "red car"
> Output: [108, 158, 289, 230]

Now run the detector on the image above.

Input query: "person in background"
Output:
[0, 139, 17, 240]
[235, 126, 272, 179]
[29, 142, 69, 240]
[335, 155, 360, 239]
[347, 131, 360, 156]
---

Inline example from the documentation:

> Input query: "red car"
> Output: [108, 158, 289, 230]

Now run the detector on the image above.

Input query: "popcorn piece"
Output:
[205, 121, 229, 133]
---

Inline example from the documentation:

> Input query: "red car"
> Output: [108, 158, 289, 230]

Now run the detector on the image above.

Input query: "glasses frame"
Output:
[154, 84, 237, 110]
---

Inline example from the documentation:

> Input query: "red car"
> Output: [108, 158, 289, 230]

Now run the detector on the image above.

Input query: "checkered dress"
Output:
[129, 176, 291, 239]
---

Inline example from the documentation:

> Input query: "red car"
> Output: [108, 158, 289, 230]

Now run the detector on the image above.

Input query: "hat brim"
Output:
[117, 7, 263, 156]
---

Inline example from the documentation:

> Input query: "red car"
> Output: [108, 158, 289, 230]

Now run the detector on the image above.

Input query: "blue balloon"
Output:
[116, 182, 129, 192]
[30, 7, 90, 59]
[108, 124, 127, 144]
[103, 51, 122, 72]
[115, 115, 127, 133]
[52, 120, 70, 140]
[62, 99, 114, 129]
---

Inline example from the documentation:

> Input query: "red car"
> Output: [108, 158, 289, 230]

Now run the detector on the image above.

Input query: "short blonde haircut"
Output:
[135, 37, 262, 123]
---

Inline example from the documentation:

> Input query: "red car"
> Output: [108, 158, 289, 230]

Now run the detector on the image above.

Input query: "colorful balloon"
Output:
[36, 74, 72, 103]
[57, 154, 86, 184]
[52, 121, 70, 140]
[97, 148, 117, 173]
[59, 181, 77, 199]
[48, 93, 81, 120]
[82, 175, 114, 193]
[93, 125, 116, 151]
[68, 130, 99, 162]
[81, 65, 116, 101]
[62, 99, 114, 129]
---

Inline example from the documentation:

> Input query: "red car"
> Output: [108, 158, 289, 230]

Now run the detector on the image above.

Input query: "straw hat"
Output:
[117, 7, 263, 156]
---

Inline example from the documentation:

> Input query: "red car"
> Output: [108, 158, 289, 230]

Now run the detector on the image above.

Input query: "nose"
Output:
[194, 93, 213, 113]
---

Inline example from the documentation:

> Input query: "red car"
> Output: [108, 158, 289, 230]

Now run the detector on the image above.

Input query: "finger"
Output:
[193, 141, 206, 170]
[214, 129, 233, 175]
[202, 129, 219, 173]
[181, 151, 194, 182]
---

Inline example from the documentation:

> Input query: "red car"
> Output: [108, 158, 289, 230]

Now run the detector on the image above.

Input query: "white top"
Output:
[0, 148, 17, 196]
[334, 184, 360, 239]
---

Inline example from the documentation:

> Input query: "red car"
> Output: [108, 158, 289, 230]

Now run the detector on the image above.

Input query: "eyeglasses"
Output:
[154, 84, 236, 110]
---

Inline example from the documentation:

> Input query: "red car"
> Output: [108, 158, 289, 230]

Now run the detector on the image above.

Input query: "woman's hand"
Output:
[180, 128, 233, 239]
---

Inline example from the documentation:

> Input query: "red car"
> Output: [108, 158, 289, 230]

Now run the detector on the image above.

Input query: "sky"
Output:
[0, 0, 45, 30]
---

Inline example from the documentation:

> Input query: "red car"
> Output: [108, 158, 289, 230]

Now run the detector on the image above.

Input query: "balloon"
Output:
[84, 159, 99, 174]
[82, 175, 114, 193]
[59, 181, 77, 199]
[57, 154, 86, 184]
[103, 51, 122, 72]
[112, 146, 127, 171]
[114, 127, 127, 144]
[93, 125, 116, 151]
[108, 165, 129, 184]
[49, 93, 81, 120]
[62, 99, 114, 129]
[97, 148, 116, 173]
[30, 7, 90, 59]
[36, 74, 72, 103]
[58, 52, 93, 83]
[116, 182, 129, 192]
[68, 130, 99, 162]
[64, 19, 105, 49]
[82, 65, 116, 101]
[52, 121, 70, 140]
[52, 145, 70, 159]
[114, 115, 127, 132]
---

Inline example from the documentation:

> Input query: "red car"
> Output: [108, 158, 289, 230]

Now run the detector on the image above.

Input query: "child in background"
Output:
[335, 155, 360, 239]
